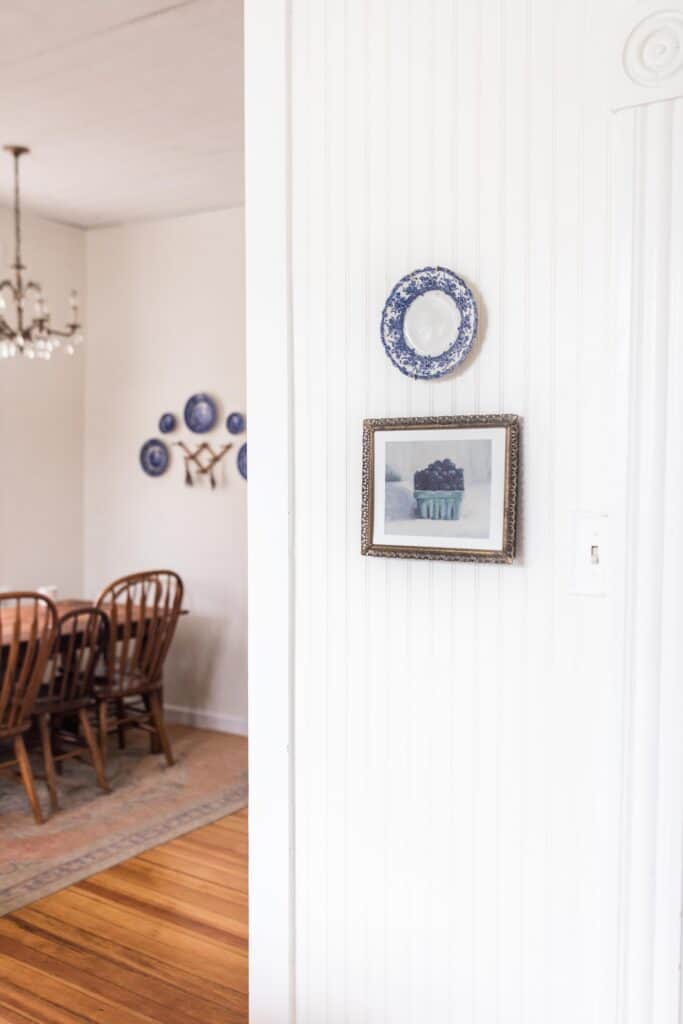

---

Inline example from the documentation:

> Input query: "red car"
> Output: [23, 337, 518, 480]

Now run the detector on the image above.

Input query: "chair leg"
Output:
[13, 734, 44, 825]
[98, 699, 109, 761]
[79, 708, 111, 794]
[38, 713, 59, 813]
[149, 692, 175, 767]
[116, 699, 126, 749]
[144, 693, 161, 753]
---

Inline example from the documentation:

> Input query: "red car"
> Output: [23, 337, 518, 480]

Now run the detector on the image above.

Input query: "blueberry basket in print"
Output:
[413, 458, 464, 520]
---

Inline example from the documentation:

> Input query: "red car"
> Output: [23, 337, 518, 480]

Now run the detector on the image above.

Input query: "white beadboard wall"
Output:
[284, 1, 682, 1022]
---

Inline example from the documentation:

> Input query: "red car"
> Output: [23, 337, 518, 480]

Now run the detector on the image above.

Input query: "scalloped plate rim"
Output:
[380, 265, 479, 380]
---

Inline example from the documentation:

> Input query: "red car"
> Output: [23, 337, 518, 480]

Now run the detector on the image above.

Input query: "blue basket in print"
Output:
[414, 489, 464, 520]
[413, 459, 464, 520]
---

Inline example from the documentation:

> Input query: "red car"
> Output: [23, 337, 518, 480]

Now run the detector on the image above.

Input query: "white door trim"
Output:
[245, 1, 295, 1021]
[606, 4, 683, 1019]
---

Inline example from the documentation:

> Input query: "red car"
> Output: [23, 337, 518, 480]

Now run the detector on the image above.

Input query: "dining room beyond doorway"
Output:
[0, 3, 248, 1019]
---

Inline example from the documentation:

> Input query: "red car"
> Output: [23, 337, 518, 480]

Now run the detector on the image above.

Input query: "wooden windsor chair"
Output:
[95, 570, 184, 767]
[33, 607, 111, 813]
[0, 592, 58, 825]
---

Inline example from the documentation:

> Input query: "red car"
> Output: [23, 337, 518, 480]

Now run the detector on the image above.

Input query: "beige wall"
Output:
[0, 208, 85, 596]
[84, 209, 247, 731]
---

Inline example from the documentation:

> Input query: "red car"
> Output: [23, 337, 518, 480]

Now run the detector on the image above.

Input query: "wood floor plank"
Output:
[0, 997, 45, 1024]
[192, 823, 248, 853]
[106, 868, 249, 936]
[0, 809, 249, 1024]
[136, 845, 248, 896]
[0, 955, 154, 1024]
[0, 937, 174, 1024]
[0, 922, 216, 1024]
[0, 977, 91, 1024]
[175, 830, 248, 858]
[9, 907, 246, 1021]
[31, 889, 248, 989]
[82, 863, 248, 937]
[119, 853, 248, 908]
[0, 914, 239, 1024]
[75, 879, 248, 956]
[210, 814, 248, 835]
[163, 835, 248, 877]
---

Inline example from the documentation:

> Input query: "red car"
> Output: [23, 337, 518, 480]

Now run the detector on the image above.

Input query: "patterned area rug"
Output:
[0, 725, 247, 915]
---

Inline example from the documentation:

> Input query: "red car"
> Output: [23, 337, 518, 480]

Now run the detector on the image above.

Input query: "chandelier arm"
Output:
[0, 319, 15, 338]
[44, 324, 80, 339]
[0, 279, 16, 300]
[26, 321, 43, 339]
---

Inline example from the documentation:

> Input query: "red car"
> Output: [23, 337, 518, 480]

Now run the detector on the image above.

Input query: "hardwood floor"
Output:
[0, 807, 248, 1024]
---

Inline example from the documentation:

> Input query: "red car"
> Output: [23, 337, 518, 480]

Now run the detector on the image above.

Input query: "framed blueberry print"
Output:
[361, 415, 520, 563]
[380, 266, 478, 380]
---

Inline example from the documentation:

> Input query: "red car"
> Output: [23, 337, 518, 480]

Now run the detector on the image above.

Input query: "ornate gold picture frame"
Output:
[361, 415, 520, 564]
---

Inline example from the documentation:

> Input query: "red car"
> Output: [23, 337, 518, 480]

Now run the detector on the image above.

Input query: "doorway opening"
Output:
[0, 2, 248, 1020]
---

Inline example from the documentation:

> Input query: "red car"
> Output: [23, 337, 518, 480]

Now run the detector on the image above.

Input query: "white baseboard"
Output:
[165, 704, 248, 736]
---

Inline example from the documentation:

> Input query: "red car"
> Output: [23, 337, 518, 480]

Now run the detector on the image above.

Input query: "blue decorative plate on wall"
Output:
[140, 438, 169, 477]
[380, 266, 478, 380]
[159, 412, 176, 434]
[237, 442, 247, 480]
[184, 393, 217, 433]
[226, 411, 246, 435]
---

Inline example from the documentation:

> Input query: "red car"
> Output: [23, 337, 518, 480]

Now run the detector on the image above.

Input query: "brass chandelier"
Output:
[0, 146, 83, 360]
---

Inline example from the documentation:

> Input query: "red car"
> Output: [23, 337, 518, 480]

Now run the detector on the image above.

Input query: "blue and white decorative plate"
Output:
[140, 438, 169, 477]
[226, 411, 246, 435]
[381, 266, 478, 380]
[184, 393, 217, 434]
[237, 442, 247, 480]
[159, 412, 176, 434]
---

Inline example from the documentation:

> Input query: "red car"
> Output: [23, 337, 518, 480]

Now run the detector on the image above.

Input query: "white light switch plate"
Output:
[572, 512, 609, 596]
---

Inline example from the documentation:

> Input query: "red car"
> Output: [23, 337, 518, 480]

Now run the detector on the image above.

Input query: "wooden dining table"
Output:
[0, 599, 86, 646]
[0, 599, 187, 648]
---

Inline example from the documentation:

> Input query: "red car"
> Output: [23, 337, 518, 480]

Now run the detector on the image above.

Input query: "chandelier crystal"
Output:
[0, 146, 83, 361]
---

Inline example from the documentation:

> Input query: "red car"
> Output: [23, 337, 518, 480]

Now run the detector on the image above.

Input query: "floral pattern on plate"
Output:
[381, 266, 478, 380]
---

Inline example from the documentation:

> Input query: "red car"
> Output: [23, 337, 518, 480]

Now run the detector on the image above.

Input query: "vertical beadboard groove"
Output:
[286, 2, 682, 1022]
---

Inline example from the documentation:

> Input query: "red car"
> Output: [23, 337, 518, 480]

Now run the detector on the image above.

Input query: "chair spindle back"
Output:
[0, 593, 59, 733]
[42, 607, 109, 708]
[96, 571, 184, 692]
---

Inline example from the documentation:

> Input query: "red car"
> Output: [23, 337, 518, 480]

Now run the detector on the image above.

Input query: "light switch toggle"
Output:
[573, 513, 609, 596]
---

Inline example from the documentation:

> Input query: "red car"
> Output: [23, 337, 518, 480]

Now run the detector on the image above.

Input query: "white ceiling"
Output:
[0, 0, 243, 227]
